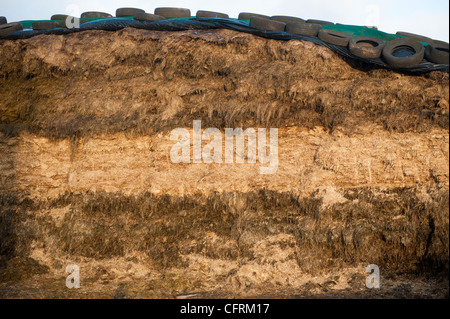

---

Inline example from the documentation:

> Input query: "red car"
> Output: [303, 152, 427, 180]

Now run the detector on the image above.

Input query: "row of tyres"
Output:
[1, 7, 449, 69]
[0, 7, 199, 34]
[246, 16, 449, 68]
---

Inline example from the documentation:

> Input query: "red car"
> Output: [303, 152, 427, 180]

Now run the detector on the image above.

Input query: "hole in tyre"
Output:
[392, 45, 416, 58]
[356, 40, 378, 48]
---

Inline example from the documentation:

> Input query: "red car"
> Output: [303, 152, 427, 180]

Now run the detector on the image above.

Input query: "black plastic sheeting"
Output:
[3, 18, 449, 73]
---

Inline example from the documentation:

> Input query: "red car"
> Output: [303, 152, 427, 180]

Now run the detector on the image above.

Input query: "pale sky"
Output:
[1, 0, 449, 41]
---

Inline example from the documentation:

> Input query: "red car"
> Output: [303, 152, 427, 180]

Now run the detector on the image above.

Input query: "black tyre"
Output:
[349, 36, 385, 59]
[196, 10, 229, 19]
[32, 21, 63, 30]
[285, 22, 322, 37]
[51, 14, 70, 21]
[396, 31, 433, 44]
[81, 11, 113, 19]
[382, 38, 425, 68]
[238, 12, 270, 20]
[154, 8, 191, 19]
[270, 16, 305, 24]
[0, 16, 7, 25]
[0, 22, 22, 38]
[425, 41, 449, 64]
[61, 17, 88, 28]
[250, 16, 285, 31]
[133, 12, 166, 22]
[50, 15, 87, 28]
[318, 29, 351, 47]
[306, 19, 334, 25]
[116, 8, 145, 17]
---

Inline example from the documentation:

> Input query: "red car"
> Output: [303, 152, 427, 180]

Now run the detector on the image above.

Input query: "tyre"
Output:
[133, 12, 166, 22]
[116, 8, 145, 17]
[318, 29, 351, 47]
[196, 10, 229, 19]
[32, 21, 63, 30]
[238, 12, 270, 21]
[396, 31, 433, 44]
[270, 16, 305, 24]
[250, 16, 285, 31]
[61, 17, 88, 28]
[154, 8, 191, 19]
[349, 36, 385, 59]
[0, 16, 7, 25]
[425, 41, 449, 64]
[382, 38, 425, 68]
[306, 19, 334, 25]
[0, 22, 22, 38]
[50, 15, 87, 28]
[285, 22, 322, 37]
[51, 14, 70, 21]
[81, 11, 113, 19]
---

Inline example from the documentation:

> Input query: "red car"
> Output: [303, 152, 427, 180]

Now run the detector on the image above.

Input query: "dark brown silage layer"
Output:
[0, 29, 448, 139]
[1, 187, 448, 283]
